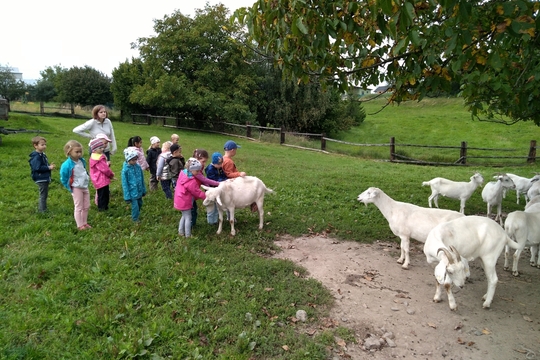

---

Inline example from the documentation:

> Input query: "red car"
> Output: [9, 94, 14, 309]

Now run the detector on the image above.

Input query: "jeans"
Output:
[206, 201, 219, 224]
[179, 210, 193, 237]
[37, 182, 49, 212]
[191, 199, 198, 226]
[161, 179, 173, 199]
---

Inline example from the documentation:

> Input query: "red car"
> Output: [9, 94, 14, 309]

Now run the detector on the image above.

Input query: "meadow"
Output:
[1, 98, 539, 359]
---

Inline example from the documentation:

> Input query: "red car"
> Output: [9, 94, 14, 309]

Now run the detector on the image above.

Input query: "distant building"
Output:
[373, 85, 391, 93]
[0, 67, 23, 81]
[343, 85, 372, 100]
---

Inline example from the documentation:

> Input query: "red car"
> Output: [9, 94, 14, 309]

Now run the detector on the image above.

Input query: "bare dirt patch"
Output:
[273, 235, 540, 360]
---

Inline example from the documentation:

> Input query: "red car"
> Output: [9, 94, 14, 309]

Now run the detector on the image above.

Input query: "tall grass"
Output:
[0, 102, 538, 358]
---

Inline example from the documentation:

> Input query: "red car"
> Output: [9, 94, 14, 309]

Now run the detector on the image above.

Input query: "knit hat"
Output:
[150, 136, 160, 145]
[89, 138, 105, 152]
[187, 157, 202, 171]
[170, 144, 180, 153]
[224, 140, 240, 151]
[211, 152, 223, 165]
[95, 133, 112, 142]
[124, 148, 138, 162]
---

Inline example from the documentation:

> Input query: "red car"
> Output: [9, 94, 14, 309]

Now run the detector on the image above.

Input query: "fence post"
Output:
[176, 115, 180, 128]
[390, 137, 395, 161]
[321, 133, 326, 151]
[528, 140, 537, 163]
[246, 122, 252, 138]
[147, 114, 151, 125]
[460, 141, 467, 164]
[70, 103, 75, 117]
[40, 101, 44, 115]
[280, 127, 285, 145]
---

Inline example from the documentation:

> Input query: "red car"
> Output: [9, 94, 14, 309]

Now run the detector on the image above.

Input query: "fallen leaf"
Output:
[428, 323, 437, 329]
[282, 345, 289, 351]
[336, 339, 346, 347]
[264, 287, 274, 292]
[337, 289, 342, 295]
[514, 348, 528, 354]
[457, 337, 466, 345]
[468, 341, 475, 346]
[306, 329, 316, 336]
[482, 328, 491, 335]
[454, 322, 463, 330]
[293, 271, 300, 277]
[523, 316, 532, 322]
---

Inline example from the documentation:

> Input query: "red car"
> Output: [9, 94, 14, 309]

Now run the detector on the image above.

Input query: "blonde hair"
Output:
[63, 140, 83, 157]
[32, 136, 47, 146]
[92, 105, 108, 120]
[162, 141, 172, 152]
[171, 134, 179, 141]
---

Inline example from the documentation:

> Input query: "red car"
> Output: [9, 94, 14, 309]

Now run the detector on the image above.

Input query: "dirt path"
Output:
[272, 235, 540, 360]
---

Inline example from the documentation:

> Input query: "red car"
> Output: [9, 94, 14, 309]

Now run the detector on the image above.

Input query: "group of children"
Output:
[29, 132, 247, 236]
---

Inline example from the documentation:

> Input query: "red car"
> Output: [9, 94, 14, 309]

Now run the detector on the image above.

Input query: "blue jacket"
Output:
[122, 161, 146, 201]
[60, 157, 87, 192]
[205, 164, 228, 183]
[29, 151, 51, 183]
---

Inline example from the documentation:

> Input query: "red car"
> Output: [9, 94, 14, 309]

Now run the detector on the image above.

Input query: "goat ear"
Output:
[434, 262, 447, 285]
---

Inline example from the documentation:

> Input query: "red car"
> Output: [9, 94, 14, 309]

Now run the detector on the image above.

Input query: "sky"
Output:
[1, 0, 256, 81]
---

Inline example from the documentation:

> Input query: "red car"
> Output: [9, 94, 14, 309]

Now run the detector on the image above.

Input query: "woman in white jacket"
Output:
[73, 105, 117, 161]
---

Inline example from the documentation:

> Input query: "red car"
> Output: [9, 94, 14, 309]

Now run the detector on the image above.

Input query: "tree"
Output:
[0, 65, 27, 106]
[57, 66, 113, 107]
[34, 65, 67, 102]
[111, 58, 153, 117]
[129, 4, 259, 124]
[236, 0, 540, 125]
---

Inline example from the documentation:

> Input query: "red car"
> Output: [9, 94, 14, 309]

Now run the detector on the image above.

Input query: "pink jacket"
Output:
[174, 170, 206, 211]
[90, 154, 114, 189]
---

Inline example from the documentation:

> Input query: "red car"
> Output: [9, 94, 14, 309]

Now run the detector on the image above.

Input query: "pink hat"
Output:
[95, 133, 112, 142]
[89, 138, 105, 152]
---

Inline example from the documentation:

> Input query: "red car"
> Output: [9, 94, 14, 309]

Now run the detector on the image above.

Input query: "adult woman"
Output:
[73, 105, 117, 161]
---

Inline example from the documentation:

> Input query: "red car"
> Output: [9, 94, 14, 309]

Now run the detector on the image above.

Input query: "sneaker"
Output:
[78, 226, 87, 231]
[83, 224, 92, 229]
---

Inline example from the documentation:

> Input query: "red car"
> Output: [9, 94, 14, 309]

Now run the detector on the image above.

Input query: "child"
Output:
[168, 143, 185, 189]
[146, 136, 161, 191]
[171, 133, 180, 145]
[156, 141, 173, 199]
[205, 152, 228, 224]
[60, 140, 91, 230]
[122, 149, 147, 222]
[29, 136, 55, 213]
[89, 138, 115, 211]
[126, 136, 149, 171]
[222, 140, 257, 212]
[191, 149, 219, 226]
[174, 158, 206, 237]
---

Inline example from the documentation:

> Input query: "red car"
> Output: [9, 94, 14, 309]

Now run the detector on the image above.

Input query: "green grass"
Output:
[1, 102, 539, 359]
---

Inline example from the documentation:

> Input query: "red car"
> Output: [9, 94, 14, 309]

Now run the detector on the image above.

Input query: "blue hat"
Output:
[224, 140, 240, 151]
[211, 152, 223, 165]
[124, 148, 138, 161]
[187, 158, 202, 171]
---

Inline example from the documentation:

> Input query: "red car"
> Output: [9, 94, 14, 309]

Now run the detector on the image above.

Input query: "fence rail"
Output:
[131, 113, 537, 166]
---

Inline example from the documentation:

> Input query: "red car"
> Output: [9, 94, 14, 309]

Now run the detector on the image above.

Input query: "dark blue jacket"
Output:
[205, 164, 228, 183]
[146, 147, 161, 176]
[29, 151, 52, 183]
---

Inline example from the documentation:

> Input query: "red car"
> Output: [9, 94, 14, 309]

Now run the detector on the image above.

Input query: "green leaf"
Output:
[379, 0, 394, 15]
[296, 17, 309, 35]
[404, 2, 416, 22]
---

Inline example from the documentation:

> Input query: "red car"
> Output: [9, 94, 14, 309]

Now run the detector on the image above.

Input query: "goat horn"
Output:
[437, 248, 454, 264]
[449, 245, 461, 259]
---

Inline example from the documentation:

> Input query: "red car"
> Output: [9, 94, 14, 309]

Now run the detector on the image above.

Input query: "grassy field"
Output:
[0, 100, 539, 359]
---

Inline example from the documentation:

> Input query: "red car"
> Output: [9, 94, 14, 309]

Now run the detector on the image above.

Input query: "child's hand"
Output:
[240, 172, 246, 177]
[49, 163, 55, 170]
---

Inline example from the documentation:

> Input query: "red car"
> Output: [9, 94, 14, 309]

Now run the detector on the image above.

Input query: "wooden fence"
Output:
[39, 102, 75, 117]
[131, 113, 537, 166]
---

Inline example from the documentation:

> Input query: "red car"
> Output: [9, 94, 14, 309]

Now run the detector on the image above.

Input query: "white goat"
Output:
[526, 180, 540, 201]
[357, 187, 464, 269]
[202, 176, 274, 236]
[481, 174, 515, 225]
[424, 216, 521, 310]
[525, 195, 540, 211]
[422, 172, 484, 214]
[503, 210, 540, 275]
[505, 173, 540, 204]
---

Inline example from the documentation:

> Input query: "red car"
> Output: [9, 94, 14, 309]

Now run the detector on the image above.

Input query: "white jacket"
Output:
[73, 118, 117, 155]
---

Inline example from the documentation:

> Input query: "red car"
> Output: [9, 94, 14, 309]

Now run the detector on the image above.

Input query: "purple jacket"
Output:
[174, 170, 206, 211]
[90, 154, 115, 189]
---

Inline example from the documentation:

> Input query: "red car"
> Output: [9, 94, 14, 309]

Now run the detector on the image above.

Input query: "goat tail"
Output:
[422, 181, 430, 187]
[265, 187, 275, 194]
[505, 235, 521, 250]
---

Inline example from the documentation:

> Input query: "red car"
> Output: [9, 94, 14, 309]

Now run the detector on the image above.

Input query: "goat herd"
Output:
[357, 172, 540, 311]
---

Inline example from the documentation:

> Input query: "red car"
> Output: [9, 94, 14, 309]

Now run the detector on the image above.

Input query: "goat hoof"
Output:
[537, 265, 540, 269]
[512, 271, 520, 277]
[503, 266, 509, 271]
[396, 259, 404, 264]
[401, 264, 409, 270]
[433, 299, 442, 303]
[531, 262, 536, 267]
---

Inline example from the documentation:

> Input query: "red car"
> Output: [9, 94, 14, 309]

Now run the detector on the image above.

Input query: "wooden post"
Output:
[40, 101, 44, 115]
[390, 137, 395, 161]
[147, 114, 151, 125]
[321, 133, 326, 151]
[70, 103, 75, 117]
[460, 141, 467, 164]
[528, 140, 537, 163]
[280, 127, 285, 145]
[246, 122, 252, 138]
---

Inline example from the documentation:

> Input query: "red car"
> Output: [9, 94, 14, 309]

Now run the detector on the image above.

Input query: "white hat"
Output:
[150, 136, 160, 145]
